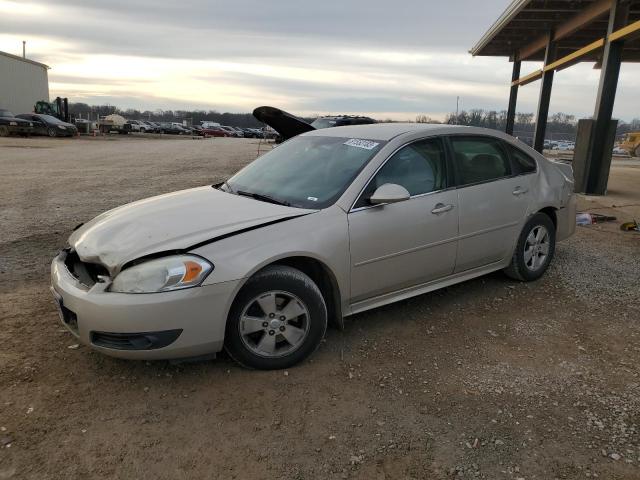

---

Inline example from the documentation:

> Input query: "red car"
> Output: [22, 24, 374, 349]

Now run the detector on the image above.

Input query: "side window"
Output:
[505, 143, 537, 174]
[450, 136, 511, 186]
[355, 138, 447, 208]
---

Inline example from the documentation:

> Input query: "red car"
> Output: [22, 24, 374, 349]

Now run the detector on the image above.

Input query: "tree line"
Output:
[418, 109, 640, 141]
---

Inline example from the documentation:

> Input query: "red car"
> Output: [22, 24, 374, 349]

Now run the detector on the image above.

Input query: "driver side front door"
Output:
[348, 137, 459, 306]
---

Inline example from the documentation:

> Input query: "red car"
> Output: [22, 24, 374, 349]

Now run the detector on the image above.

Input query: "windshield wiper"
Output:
[221, 180, 235, 194]
[236, 190, 291, 206]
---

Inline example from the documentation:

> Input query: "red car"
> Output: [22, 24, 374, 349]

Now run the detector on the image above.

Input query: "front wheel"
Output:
[225, 265, 327, 370]
[47, 127, 57, 137]
[504, 212, 556, 282]
[0, 125, 9, 137]
[634, 146, 640, 158]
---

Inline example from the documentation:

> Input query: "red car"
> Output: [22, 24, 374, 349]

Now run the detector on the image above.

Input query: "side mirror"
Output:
[369, 183, 410, 205]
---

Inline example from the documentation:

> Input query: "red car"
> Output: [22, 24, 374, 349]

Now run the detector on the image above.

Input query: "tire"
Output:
[225, 265, 328, 370]
[47, 127, 57, 137]
[0, 125, 9, 137]
[634, 146, 640, 158]
[504, 212, 556, 282]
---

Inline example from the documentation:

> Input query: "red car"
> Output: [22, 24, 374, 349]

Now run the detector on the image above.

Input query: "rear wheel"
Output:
[225, 265, 327, 370]
[504, 212, 556, 282]
[634, 146, 640, 158]
[0, 125, 9, 137]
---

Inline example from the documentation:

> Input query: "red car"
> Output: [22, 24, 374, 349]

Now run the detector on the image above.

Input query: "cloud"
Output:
[1, 0, 639, 120]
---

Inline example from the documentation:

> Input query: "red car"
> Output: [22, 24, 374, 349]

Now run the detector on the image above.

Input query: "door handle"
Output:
[431, 203, 454, 214]
[512, 186, 529, 196]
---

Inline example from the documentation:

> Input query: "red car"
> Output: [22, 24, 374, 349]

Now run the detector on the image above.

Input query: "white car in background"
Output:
[125, 120, 142, 132]
[51, 124, 576, 369]
[612, 146, 630, 156]
[555, 142, 574, 151]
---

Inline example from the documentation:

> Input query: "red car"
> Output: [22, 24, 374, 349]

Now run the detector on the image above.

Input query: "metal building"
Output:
[471, 0, 640, 194]
[0, 50, 50, 114]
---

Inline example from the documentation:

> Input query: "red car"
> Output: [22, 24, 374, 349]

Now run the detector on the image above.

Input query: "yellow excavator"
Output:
[620, 131, 640, 157]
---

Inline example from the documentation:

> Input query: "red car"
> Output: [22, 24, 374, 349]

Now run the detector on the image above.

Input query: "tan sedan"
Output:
[51, 124, 576, 369]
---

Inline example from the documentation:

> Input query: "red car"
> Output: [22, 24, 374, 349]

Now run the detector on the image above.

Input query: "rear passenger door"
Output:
[449, 136, 535, 273]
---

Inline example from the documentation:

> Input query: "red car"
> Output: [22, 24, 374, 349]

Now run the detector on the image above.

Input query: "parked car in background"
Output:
[201, 126, 233, 137]
[191, 125, 204, 136]
[310, 115, 376, 129]
[253, 106, 377, 142]
[125, 120, 143, 132]
[221, 126, 242, 137]
[241, 128, 261, 138]
[158, 123, 183, 135]
[51, 124, 575, 369]
[171, 123, 194, 135]
[555, 142, 574, 151]
[16, 113, 77, 137]
[151, 121, 164, 133]
[230, 127, 245, 137]
[0, 109, 34, 137]
[201, 121, 221, 129]
[138, 120, 159, 133]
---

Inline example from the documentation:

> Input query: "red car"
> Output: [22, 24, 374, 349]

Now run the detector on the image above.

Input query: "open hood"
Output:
[69, 186, 314, 274]
[253, 106, 315, 141]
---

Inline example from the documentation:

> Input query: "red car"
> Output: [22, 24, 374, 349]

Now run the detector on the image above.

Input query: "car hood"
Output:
[253, 106, 315, 140]
[69, 186, 315, 274]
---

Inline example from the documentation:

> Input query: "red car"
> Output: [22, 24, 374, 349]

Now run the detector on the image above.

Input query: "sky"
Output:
[1, 0, 638, 121]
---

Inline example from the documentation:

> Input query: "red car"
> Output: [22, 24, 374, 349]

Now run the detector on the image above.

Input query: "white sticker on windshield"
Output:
[343, 138, 380, 150]
[307, 196, 318, 202]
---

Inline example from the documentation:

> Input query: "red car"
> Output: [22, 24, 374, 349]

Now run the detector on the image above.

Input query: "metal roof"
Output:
[0, 50, 50, 70]
[470, 0, 640, 62]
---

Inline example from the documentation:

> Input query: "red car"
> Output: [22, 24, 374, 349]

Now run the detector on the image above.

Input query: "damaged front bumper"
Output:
[50, 250, 240, 360]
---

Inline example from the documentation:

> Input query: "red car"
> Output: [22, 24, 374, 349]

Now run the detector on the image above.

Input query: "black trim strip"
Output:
[185, 213, 313, 251]
[117, 214, 312, 273]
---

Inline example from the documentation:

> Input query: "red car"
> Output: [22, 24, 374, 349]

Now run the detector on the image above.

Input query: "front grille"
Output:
[64, 250, 109, 287]
[91, 330, 182, 351]
[60, 304, 78, 334]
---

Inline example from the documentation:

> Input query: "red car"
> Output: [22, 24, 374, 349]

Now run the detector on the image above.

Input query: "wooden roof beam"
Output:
[518, 0, 613, 60]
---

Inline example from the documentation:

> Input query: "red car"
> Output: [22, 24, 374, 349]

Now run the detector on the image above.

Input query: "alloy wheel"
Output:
[238, 290, 310, 358]
[524, 225, 550, 271]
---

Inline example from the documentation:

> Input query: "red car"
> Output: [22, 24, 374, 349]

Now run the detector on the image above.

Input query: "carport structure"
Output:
[470, 0, 640, 194]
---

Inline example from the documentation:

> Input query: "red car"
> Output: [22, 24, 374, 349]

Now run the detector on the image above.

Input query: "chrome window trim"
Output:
[452, 170, 537, 191]
[348, 136, 450, 213]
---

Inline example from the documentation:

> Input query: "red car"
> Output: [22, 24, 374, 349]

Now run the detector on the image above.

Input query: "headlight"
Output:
[110, 255, 213, 293]
[58, 125, 67, 130]
[9, 121, 17, 126]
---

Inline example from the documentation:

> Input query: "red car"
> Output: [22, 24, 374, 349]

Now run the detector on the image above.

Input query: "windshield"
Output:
[226, 135, 385, 209]
[311, 118, 337, 129]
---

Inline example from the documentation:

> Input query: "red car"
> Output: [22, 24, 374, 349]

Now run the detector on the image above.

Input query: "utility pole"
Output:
[455, 96, 459, 124]
[22, 40, 26, 58]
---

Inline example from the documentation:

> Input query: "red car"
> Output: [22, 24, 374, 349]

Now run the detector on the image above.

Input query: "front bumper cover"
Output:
[50, 250, 241, 360]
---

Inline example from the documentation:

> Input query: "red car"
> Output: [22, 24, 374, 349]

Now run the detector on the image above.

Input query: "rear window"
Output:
[505, 143, 537, 174]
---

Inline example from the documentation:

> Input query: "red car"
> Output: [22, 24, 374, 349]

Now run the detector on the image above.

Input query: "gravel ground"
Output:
[1, 135, 639, 480]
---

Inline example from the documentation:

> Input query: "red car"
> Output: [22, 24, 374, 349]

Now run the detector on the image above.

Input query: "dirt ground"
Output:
[1, 135, 639, 480]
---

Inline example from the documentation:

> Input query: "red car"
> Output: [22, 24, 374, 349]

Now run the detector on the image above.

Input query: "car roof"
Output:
[303, 123, 473, 141]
